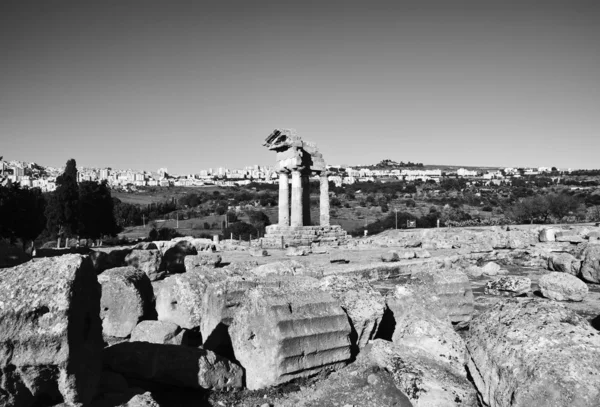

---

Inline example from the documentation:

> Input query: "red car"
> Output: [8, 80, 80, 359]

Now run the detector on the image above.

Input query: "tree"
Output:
[0, 183, 46, 248]
[45, 159, 80, 238]
[78, 180, 119, 240]
[247, 210, 271, 236]
[223, 221, 256, 240]
[547, 193, 583, 222]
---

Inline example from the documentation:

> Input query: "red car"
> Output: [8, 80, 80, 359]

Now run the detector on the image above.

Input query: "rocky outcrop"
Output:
[484, 276, 531, 297]
[98, 267, 155, 338]
[0, 255, 103, 406]
[154, 273, 208, 329]
[229, 286, 352, 390]
[130, 320, 186, 345]
[580, 244, 600, 283]
[538, 272, 588, 302]
[466, 299, 600, 407]
[408, 267, 474, 328]
[103, 342, 243, 390]
[367, 339, 477, 407]
[318, 274, 386, 352]
[125, 249, 165, 281]
[547, 252, 581, 275]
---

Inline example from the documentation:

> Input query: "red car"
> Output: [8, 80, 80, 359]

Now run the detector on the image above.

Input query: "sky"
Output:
[1, 0, 599, 173]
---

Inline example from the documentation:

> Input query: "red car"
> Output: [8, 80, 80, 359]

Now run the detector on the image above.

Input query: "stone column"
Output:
[278, 172, 290, 226]
[290, 170, 303, 227]
[320, 173, 330, 226]
[302, 174, 311, 226]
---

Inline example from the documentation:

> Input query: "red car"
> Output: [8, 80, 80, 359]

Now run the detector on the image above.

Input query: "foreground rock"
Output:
[484, 276, 531, 297]
[0, 255, 103, 406]
[538, 272, 588, 302]
[466, 299, 600, 407]
[368, 339, 477, 407]
[98, 267, 155, 338]
[318, 274, 386, 352]
[580, 244, 600, 283]
[103, 342, 243, 390]
[230, 286, 352, 390]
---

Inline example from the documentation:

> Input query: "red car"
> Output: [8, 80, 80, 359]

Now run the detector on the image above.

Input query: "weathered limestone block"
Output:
[580, 245, 600, 283]
[547, 252, 581, 275]
[318, 275, 385, 352]
[200, 276, 259, 355]
[286, 246, 308, 256]
[230, 286, 352, 390]
[539, 272, 588, 302]
[466, 299, 600, 407]
[249, 248, 268, 257]
[91, 247, 132, 272]
[183, 252, 222, 271]
[161, 240, 198, 273]
[381, 250, 400, 262]
[125, 249, 165, 281]
[484, 276, 531, 297]
[130, 320, 184, 345]
[250, 260, 321, 278]
[539, 228, 559, 242]
[154, 272, 213, 329]
[409, 267, 474, 328]
[98, 267, 155, 338]
[367, 340, 478, 407]
[103, 342, 243, 390]
[387, 286, 466, 374]
[0, 255, 102, 406]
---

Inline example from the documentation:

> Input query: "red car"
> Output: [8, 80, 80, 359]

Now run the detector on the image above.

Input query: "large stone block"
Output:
[318, 275, 385, 352]
[387, 286, 466, 375]
[230, 286, 352, 389]
[125, 249, 165, 281]
[466, 299, 600, 407]
[408, 267, 474, 328]
[539, 272, 588, 302]
[153, 273, 208, 330]
[103, 342, 243, 390]
[0, 255, 103, 406]
[98, 267, 155, 338]
[547, 252, 581, 275]
[183, 252, 222, 271]
[580, 245, 600, 283]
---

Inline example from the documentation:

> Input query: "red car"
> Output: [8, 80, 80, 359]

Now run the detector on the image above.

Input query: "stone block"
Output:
[98, 267, 155, 338]
[103, 342, 243, 390]
[0, 255, 102, 406]
[230, 286, 352, 389]
[466, 299, 600, 407]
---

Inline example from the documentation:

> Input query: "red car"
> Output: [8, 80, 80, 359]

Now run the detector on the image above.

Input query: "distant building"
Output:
[457, 168, 478, 177]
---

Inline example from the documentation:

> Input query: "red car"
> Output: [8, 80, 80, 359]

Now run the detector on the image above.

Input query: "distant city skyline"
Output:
[2, 1, 599, 173]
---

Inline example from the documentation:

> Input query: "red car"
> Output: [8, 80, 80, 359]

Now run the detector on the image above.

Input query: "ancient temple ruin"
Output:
[261, 129, 347, 247]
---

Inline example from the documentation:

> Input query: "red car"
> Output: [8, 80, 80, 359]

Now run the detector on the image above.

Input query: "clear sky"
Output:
[1, 0, 599, 173]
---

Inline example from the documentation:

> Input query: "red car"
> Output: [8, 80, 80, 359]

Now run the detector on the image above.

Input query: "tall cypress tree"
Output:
[45, 159, 79, 238]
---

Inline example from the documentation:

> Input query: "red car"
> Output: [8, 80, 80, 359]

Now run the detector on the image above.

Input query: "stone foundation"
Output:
[261, 225, 348, 248]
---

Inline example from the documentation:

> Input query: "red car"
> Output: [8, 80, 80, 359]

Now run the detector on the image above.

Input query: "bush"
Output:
[204, 222, 211, 230]
[481, 206, 493, 212]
